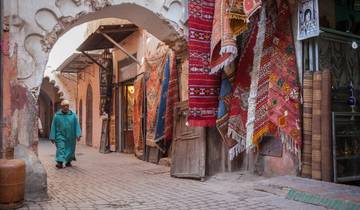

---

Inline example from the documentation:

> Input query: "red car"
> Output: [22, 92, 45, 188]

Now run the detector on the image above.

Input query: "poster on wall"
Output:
[297, 0, 320, 40]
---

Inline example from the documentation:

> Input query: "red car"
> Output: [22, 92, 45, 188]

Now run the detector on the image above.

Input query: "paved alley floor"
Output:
[19, 141, 336, 210]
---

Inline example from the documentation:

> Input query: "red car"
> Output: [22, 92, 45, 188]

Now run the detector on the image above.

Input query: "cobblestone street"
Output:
[19, 140, 329, 210]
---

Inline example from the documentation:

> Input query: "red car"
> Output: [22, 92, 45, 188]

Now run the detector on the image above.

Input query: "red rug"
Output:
[188, 0, 220, 127]
[227, 16, 258, 159]
[253, 0, 301, 151]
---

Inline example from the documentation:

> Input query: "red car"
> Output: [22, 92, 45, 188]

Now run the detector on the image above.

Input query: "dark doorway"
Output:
[86, 84, 93, 146]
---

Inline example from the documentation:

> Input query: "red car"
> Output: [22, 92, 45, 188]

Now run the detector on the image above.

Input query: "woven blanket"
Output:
[154, 56, 170, 143]
[216, 73, 236, 150]
[133, 75, 144, 157]
[253, 0, 301, 151]
[164, 52, 179, 143]
[227, 15, 258, 160]
[145, 54, 167, 144]
[210, 0, 238, 74]
[225, 0, 261, 36]
[188, 0, 221, 127]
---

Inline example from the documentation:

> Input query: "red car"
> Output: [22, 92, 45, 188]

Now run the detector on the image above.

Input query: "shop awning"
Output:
[56, 53, 101, 73]
[77, 24, 138, 51]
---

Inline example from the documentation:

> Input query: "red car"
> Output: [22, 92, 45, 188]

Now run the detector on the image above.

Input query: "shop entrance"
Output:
[121, 82, 135, 153]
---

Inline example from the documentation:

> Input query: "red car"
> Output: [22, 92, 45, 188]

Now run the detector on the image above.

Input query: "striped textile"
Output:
[188, 0, 221, 127]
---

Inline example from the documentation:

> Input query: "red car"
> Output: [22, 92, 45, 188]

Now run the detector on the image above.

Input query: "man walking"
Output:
[49, 100, 81, 169]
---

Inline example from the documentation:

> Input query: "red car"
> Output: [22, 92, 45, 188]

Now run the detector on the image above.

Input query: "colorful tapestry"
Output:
[133, 75, 144, 157]
[253, 0, 301, 152]
[164, 52, 179, 143]
[225, 0, 261, 36]
[227, 15, 258, 160]
[145, 54, 167, 144]
[216, 73, 236, 150]
[154, 56, 170, 143]
[210, 0, 238, 74]
[252, 1, 277, 146]
[188, 0, 221, 127]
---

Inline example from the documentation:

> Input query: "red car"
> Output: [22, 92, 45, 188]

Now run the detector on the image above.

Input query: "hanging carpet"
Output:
[252, 0, 301, 154]
[188, 0, 220, 127]
[164, 52, 179, 143]
[226, 14, 259, 160]
[133, 75, 144, 158]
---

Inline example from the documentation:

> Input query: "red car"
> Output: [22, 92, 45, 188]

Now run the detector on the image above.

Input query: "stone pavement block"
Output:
[22, 141, 360, 210]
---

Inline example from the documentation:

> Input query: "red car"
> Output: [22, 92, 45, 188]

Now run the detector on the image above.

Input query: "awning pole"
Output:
[80, 51, 108, 70]
[99, 31, 141, 66]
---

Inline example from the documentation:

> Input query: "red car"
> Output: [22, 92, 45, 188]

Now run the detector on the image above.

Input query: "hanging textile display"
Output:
[252, 0, 302, 154]
[188, 0, 220, 127]
[210, 0, 238, 74]
[301, 72, 313, 178]
[226, 15, 259, 160]
[145, 52, 167, 144]
[154, 56, 171, 143]
[133, 75, 144, 158]
[164, 52, 179, 143]
[225, 0, 261, 36]
[216, 74, 236, 151]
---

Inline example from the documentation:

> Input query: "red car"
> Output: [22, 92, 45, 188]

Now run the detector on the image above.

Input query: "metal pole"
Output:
[99, 31, 141, 66]
[315, 38, 319, 72]
[309, 39, 314, 72]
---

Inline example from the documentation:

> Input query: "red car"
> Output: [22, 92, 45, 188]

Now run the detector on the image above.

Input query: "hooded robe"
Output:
[49, 110, 81, 163]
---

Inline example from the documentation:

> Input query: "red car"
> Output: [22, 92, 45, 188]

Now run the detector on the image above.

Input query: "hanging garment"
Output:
[133, 75, 144, 158]
[188, 0, 221, 127]
[164, 52, 179, 143]
[226, 15, 259, 160]
[210, 0, 238, 74]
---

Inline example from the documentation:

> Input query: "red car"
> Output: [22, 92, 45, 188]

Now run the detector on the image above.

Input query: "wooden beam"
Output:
[99, 31, 141, 66]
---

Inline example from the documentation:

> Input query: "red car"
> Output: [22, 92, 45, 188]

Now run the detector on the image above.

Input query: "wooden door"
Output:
[121, 83, 135, 153]
[86, 85, 93, 146]
[171, 101, 206, 179]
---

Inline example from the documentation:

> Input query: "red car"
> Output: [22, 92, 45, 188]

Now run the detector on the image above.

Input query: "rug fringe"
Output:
[229, 142, 246, 160]
[210, 46, 238, 74]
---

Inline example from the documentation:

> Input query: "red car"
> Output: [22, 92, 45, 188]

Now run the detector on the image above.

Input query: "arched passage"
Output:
[3, 0, 187, 156]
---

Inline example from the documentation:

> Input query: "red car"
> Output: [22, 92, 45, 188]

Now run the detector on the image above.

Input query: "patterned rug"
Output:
[133, 75, 144, 157]
[188, 0, 221, 127]
[145, 53, 167, 145]
[164, 52, 179, 143]
[225, 0, 261, 36]
[210, 0, 238, 74]
[253, 0, 301, 152]
[226, 14, 258, 160]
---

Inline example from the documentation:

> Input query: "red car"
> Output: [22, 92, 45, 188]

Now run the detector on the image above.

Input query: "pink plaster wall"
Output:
[77, 64, 102, 149]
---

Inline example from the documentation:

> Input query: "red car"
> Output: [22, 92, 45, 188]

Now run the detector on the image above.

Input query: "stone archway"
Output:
[3, 0, 187, 156]
[2, 0, 187, 200]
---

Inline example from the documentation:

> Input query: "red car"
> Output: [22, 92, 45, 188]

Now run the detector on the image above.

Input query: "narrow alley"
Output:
[18, 140, 327, 210]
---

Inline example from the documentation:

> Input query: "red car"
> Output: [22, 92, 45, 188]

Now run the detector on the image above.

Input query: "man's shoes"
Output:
[65, 162, 72, 167]
[56, 162, 63, 169]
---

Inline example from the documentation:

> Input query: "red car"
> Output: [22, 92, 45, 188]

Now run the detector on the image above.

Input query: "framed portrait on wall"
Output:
[297, 0, 320, 40]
